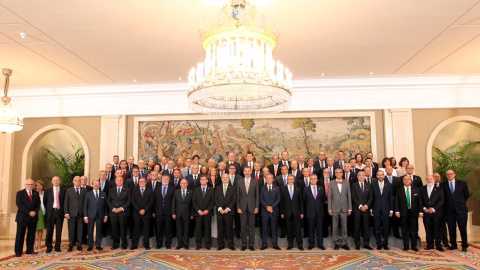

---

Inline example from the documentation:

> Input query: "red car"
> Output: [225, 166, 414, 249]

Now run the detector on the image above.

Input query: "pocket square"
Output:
[414, 194, 418, 196]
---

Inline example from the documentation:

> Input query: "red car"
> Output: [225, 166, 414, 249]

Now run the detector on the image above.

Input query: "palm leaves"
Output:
[433, 140, 480, 198]
[42, 144, 85, 188]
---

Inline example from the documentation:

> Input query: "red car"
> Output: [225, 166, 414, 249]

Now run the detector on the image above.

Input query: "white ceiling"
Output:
[1, 0, 480, 89]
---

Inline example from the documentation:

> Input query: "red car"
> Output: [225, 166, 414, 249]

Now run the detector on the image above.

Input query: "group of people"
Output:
[14, 150, 470, 257]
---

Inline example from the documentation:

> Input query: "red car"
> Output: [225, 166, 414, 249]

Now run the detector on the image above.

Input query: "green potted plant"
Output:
[42, 144, 85, 188]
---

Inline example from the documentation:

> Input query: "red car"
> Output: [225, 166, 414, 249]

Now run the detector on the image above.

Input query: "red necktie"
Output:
[255, 172, 258, 180]
[122, 170, 126, 179]
[28, 191, 32, 202]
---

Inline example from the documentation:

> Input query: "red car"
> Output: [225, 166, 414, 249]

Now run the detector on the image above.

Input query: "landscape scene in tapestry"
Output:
[138, 117, 371, 165]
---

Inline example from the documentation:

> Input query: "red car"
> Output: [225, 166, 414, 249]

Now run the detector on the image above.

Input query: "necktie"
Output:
[283, 176, 287, 186]
[306, 178, 309, 187]
[152, 182, 155, 193]
[380, 182, 383, 194]
[313, 186, 317, 200]
[187, 167, 190, 175]
[361, 182, 364, 192]
[101, 180, 105, 191]
[367, 177, 370, 184]
[255, 172, 258, 180]
[310, 167, 313, 176]
[182, 190, 186, 201]
[194, 175, 197, 183]
[230, 175, 234, 185]
[269, 186, 272, 192]
[245, 179, 250, 194]
[76, 187, 80, 196]
[325, 179, 329, 197]
[175, 179, 178, 187]
[117, 188, 121, 196]
[163, 186, 167, 198]
[223, 185, 227, 197]
[340, 161, 343, 169]
[436, 183, 439, 188]
[345, 173, 349, 181]
[28, 191, 32, 202]
[134, 178, 138, 188]
[450, 181, 454, 194]
[428, 186, 431, 198]
[95, 191, 98, 201]
[141, 189, 144, 197]
[406, 187, 411, 208]
[122, 170, 126, 179]
[202, 187, 206, 198]
[169, 169, 172, 175]
[330, 167, 333, 176]
[107, 173, 110, 180]
[289, 186, 293, 200]
[274, 165, 277, 176]
[140, 170, 144, 177]
[55, 187, 60, 209]
[249, 162, 252, 168]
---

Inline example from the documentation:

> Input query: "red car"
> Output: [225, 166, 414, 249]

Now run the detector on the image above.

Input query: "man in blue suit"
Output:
[371, 170, 393, 250]
[83, 180, 108, 251]
[303, 174, 326, 250]
[260, 174, 281, 250]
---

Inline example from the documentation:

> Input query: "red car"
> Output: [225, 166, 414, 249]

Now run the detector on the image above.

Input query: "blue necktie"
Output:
[202, 187, 206, 199]
[450, 181, 454, 195]
[289, 186, 293, 200]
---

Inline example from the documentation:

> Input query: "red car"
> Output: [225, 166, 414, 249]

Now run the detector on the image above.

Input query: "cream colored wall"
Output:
[433, 122, 480, 148]
[10, 117, 101, 213]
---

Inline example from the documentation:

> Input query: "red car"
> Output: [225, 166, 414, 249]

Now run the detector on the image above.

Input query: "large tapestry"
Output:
[138, 116, 372, 165]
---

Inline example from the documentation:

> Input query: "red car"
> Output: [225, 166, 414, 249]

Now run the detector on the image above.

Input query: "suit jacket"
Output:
[106, 172, 115, 182]
[192, 186, 214, 216]
[441, 179, 469, 215]
[371, 180, 393, 215]
[280, 160, 291, 169]
[185, 174, 201, 190]
[334, 160, 347, 170]
[240, 162, 255, 177]
[343, 171, 358, 184]
[107, 186, 132, 216]
[226, 161, 241, 175]
[81, 185, 93, 192]
[171, 188, 194, 220]
[153, 185, 175, 216]
[303, 185, 325, 218]
[260, 185, 281, 217]
[280, 185, 304, 218]
[99, 180, 110, 195]
[162, 169, 174, 180]
[131, 187, 153, 218]
[351, 181, 372, 214]
[180, 167, 191, 178]
[169, 178, 183, 190]
[313, 160, 327, 172]
[327, 180, 352, 212]
[267, 164, 281, 177]
[325, 166, 336, 180]
[44, 186, 67, 221]
[125, 177, 141, 191]
[395, 185, 423, 217]
[127, 163, 137, 172]
[420, 185, 444, 216]
[146, 181, 162, 193]
[215, 183, 236, 215]
[83, 190, 108, 219]
[236, 177, 259, 213]
[385, 175, 402, 194]
[407, 175, 423, 188]
[138, 168, 150, 178]
[64, 186, 86, 218]
[227, 174, 242, 187]
[15, 189, 40, 223]
[275, 174, 290, 188]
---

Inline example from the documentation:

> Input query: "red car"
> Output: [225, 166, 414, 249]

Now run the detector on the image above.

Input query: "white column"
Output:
[99, 115, 126, 169]
[0, 133, 13, 233]
[383, 109, 415, 165]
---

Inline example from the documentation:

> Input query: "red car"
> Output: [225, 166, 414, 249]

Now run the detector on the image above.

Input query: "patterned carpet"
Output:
[2, 243, 480, 269]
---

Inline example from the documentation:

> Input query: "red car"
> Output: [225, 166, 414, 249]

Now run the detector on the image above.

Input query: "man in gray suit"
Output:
[64, 176, 86, 252]
[237, 166, 259, 251]
[180, 158, 193, 178]
[328, 168, 352, 250]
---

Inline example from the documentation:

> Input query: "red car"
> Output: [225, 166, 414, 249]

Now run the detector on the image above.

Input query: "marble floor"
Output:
[2, 226, 480, 259]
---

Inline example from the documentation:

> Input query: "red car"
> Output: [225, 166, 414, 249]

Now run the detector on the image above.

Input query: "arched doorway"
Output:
[20, 124, 90, 190]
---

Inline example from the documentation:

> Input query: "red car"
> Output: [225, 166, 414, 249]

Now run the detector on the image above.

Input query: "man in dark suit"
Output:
[421, 175, 444, 251]
[313, 151, 327, 172]
[105, 164, 115, 182]
[442, 169, 470, 252]
[226, 152, 241, 175]
[171, 179, 194, 250]
[395, 175, 423, 251]
[290, 160, 300, 179]
[107, 176, 132, 250]
[385, 166, 402, 239]
[303, 174, 325, 250]
[169, 169, 183, 190]
[14, 179, 40, 257]
[83, 180, 108, 251]
[343, 163, 357, 184]
[296, 167, 311, 238]
[259, 174, 281, 250]
[127, 155, 137, 172]
[237, 166, 259, 251]
[227, 163, 242, 238]
[363, 166, 376, 185]
[98, 170, 111, 238]
[131, 177, 153, 250]
[365, 152, 379, 169]
[280, 151, 291, 169]
[192, 175, 214, 249]
[334, 150, 347, 171]
[275, 165, 290, 188]
[125, 167, 141, 191]
[325, 157, 336, 180]
[240, 152, 255, 177]
[154, 174, 175, 249]
[281, 174, 304, 250]
[186, 164, 201, 190]
[351, 171, 373, 250]
[433, 172, 450, 247]
[253, 162, 264, 188]
[112, 155, 120, 171]
[306, 157, 320, 179]
[64, 176, 86, 252]
[328, 169, 351, 250]
[80, 176, 93, 192]
[137, 159, 149, 178]
[319, 168, 332, 238]
[146, 171, 161, 194]
[162, 160, 176, 180]
[371, 170, 393, 250]
[364, 158, 378, 180]
[267, 155, 281, 177]
[405, 165, 423, 188]
[44, 176, 66, 253]
[216, 174, 237, 250]
[297, 155, 307, 171]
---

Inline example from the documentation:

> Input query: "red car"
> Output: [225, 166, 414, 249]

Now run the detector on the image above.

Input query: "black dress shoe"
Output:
[260, 246, 267, 250]
[206, 247, 211, 250]
[273, 246, 281, 250]
[195, 247, 201, 250]
[15, 253, 21, 257]
[462, 247, 468, 252]
[280, 234, 286, 238]
[26, 251, 38, 255]
[144, 247, 150, 250]
[447, 246, 458, 250]
[377, 246, 382, 250]
[77, 246, 83, 251]
[130, 247, 137, 250]
[318, 245, 326, 250]
[156, 245, 162, 249]
[111, 246, 119, 250]
[55, 249, 62, 252]
[121, 247, 127, 250]
[96, 247, 103, 251]
[443, 243, 451, 248]
[342, 245, 350, 250]
[287, 246, 293, 250]
[425, 246, 433, 250]
[166, 246, 171, 249]
[68, 247, 73, 252]
[307, 245, 314, 250]
[298, 247, 304, 251]
[355, 246, 360, 250]
[383, 245, 389, 250]
[217, 247, 224, 251]
[229, 247, 236, 251]
[402, 248, 408, 251]
[412, 247, 419, 252]
[364, 246, 373, 250]
[437, 247, 445, 252]
[87, 247, 93, 251]
[334, 244, 339, 250]
[249, 246, 255, 251]
[185, 247, 189, 250]
[241, 246, 247, 251]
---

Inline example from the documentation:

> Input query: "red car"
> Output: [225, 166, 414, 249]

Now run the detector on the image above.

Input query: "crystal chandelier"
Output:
[187, 0, 292, 116]
[0, 69, 23, 133]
